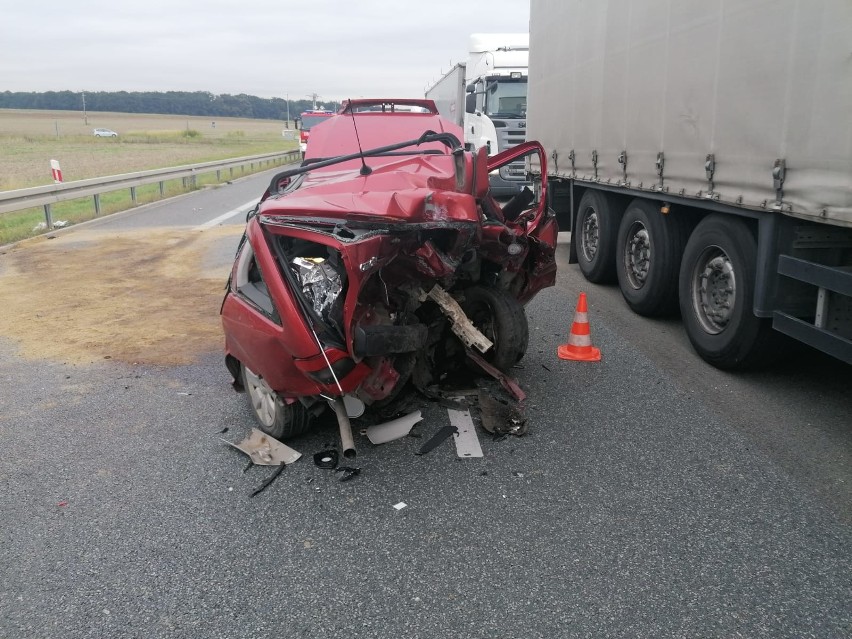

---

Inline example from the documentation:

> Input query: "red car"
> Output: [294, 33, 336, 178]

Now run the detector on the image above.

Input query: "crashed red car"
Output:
[221, 98, 557, 457]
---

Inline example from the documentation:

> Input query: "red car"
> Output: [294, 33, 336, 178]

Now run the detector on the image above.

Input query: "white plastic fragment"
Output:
[393, 502, 408, 510]
[366, 410, 423, 444]
[224, 427, 301, 465]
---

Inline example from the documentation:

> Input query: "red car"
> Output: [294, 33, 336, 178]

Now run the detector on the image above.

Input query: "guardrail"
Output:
[0, 150, 301, 228]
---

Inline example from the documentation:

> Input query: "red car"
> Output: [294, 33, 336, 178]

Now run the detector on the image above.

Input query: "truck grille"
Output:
[495, 120, 526, 182]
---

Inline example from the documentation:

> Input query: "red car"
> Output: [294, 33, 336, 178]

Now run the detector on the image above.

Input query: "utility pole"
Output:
[82, 90, 88, 125]
[286, 93, 290, 128]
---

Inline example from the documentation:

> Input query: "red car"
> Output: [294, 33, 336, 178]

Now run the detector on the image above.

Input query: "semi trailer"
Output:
[527, 0, 852, 368]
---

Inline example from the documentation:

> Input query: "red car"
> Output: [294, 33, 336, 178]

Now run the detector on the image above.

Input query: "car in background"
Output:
[93, 128, 118, 137]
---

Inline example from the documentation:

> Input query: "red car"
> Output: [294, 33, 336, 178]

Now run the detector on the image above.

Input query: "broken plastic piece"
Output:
[250, 463, 286, 498]
[393, 502, 407, 510]
[224, 428, 302, 465]
[366, 410, 423, 444]
[416, 425, 458, 456]
[422, 285, 493, 353]
[446, 401, 483, 458]
[465, 348, 527, 402]
[478, 391, 528, 437]
[313, 449, 339, 469]
[335, 466, 361, 482]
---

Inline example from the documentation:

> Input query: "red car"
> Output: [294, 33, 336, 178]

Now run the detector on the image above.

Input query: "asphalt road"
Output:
[1, 171, 850, 638]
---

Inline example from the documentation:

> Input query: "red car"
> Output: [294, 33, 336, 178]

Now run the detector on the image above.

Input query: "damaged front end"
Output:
[221, 109, 556, 453]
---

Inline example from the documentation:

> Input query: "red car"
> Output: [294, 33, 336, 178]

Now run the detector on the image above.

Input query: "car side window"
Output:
[234, 240, 280, 324]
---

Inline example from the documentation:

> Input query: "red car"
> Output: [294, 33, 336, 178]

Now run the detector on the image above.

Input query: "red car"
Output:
[221, 99, 557, 457]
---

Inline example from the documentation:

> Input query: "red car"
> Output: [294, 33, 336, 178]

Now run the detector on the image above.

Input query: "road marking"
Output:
[448, 404, 483, 458]
[195, 198, 257, 230]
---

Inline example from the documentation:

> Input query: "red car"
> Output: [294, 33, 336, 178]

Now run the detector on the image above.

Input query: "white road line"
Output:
[195, 198, 258, 230]
[448, 404, 483, 458]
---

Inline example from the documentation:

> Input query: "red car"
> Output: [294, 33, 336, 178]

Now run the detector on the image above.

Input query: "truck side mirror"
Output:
[465, 93, 477, 114]
[466, 83, 476, 93]
[294, 119, 301, 130]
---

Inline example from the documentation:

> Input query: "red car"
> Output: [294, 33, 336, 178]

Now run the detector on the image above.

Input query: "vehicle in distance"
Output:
[92, 128, 118, 137]
[295, 109, 335, 156]
[220, 98, 557, 456]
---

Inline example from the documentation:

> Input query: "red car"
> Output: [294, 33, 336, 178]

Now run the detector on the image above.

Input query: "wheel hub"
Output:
[692, 248, 736, 334]
[624, 222, 651, 288]
[581, 208, 599, 261]
[244, 366, 276, 428]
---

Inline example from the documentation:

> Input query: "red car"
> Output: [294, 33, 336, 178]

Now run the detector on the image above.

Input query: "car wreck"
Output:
[221, 99, 557, 458]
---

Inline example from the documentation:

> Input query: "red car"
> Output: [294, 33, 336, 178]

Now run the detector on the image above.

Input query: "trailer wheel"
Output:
[678, 216, 775, 370]
[462, 286, 529, 371]
[575, 191, 620, 283]
[242, 363, 312, 440]
[616, 200, 687, 316]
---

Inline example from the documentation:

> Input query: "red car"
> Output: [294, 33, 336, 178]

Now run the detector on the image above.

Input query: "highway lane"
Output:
[0, 176, 849, 638]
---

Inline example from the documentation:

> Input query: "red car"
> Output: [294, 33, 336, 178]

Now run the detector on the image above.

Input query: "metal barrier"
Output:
[0, 150, 301, 228]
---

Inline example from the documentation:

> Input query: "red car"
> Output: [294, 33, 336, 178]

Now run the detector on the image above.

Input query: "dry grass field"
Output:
[0, 109, 296, 191]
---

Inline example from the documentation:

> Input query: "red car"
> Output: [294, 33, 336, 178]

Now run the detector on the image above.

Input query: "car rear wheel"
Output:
[242, 364, 311, 440]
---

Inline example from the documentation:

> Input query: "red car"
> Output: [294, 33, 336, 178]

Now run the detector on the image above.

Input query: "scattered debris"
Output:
[335, 466, 361, 482]
[513, 471, 525, 478]
[53, 220, 70, 229]
[541, 363, 551, 372]
[250, 463, 286, 497]
[478, 391, 528, 438]
[466, 349, 527, 401]
[57, 500, 68, 507]
[393, 502, 408, 510]
[447, 402, 483, 458]
[313, 450, 339, 469]
[218, 427, 229, 434]
[416, 425, 459, 456]
[366, 410, 423, 444]
[224, 428, 302, 465]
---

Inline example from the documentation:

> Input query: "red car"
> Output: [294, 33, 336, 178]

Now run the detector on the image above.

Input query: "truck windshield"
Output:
[485, 79, 527, 118]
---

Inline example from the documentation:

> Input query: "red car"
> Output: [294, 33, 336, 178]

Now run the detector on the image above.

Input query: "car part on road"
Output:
[465, 349, 527, 402]
[335, 466, 361, 482]
[330, 396, 357, 459]
[313, 450, 339, 469]
[416, 425, 459, 456]
[477, 391, 528, 438]
[224, 428, 302, 465]
[250, 463, 286, 498]
[365, 410, 423, 444]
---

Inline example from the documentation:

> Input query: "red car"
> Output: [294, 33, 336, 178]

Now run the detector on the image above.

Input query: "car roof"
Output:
[304, 98, 461, 168]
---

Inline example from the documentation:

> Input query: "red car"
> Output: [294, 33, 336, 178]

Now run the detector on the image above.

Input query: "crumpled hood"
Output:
[259, 155, 479, 224]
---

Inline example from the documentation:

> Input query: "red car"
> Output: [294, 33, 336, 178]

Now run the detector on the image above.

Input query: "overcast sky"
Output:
[1, 0, 531, 103]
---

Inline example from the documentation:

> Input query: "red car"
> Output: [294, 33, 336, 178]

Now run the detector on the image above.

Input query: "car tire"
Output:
[616, 199, 688, 316]
[678, 215, 777, 370]
[462, 286, 529, 371]
[574, 190, 621, 283]
[242, 363, 311, 440]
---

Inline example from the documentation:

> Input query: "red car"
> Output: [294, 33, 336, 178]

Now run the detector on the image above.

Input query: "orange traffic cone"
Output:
[557, 292, 601, 362]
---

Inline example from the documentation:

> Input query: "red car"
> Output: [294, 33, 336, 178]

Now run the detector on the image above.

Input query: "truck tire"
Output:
[678, 215, 775, 370]
[575, 191, 620, 283]
[462, 286, 529, 370]
[616, 199, 687, 316]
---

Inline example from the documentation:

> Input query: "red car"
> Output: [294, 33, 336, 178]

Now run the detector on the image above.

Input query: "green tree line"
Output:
[0, 91, 341, 120]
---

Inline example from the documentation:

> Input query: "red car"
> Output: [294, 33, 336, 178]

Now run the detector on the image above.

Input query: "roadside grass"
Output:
[0, 108, 298, 243]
